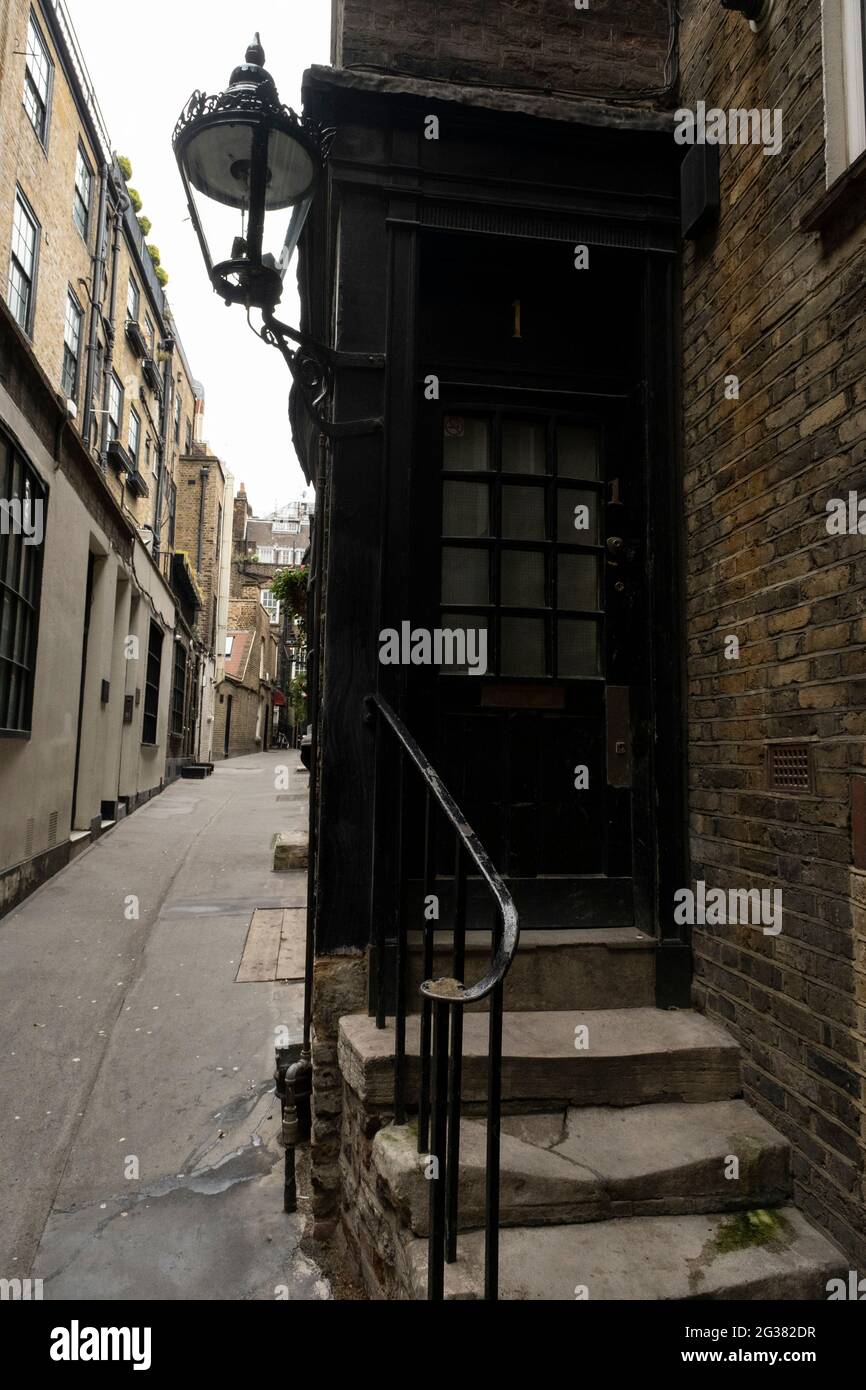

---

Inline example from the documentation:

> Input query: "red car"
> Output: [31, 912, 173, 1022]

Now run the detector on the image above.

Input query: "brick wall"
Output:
[333, 0, 673, 99]
[680, 0, 866, 1263]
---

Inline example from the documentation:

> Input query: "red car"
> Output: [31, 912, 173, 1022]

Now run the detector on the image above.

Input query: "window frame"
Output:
[22, 9, 53, 147]
[438, 409, 606, 680]
[822, 0, 866, 182]
[0, 428, 47, 738]
[61, 286, 84, 400]
[141, 619, 164, 746]
[128, 404, 141, 464]
[107, 372, 124, 443]
[170, 638, 187, 739]
[174, 393, 182, 444]
[72, 143, 93, 242]
[126, 273, 140, 325]
[7, 188, 41, 338]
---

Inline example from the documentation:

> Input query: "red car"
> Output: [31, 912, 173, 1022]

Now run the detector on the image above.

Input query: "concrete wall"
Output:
[680, 0, 866, 1264]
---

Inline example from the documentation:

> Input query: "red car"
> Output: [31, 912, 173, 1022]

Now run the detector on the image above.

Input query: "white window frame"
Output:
[127, 274, 140, 324]
[61, 287, 83, 398]
[73, 144, 92, 241]
[258, 546, 275, 564]
[107, 372, 123, 443]
[128, 405, 141, 463]
[822, 0, 866, 182]
[8, 189, 40, 336]
[23, 10, 53, 145]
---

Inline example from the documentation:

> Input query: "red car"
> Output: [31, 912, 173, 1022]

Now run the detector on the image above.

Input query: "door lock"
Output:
[606, 536, 625, 558]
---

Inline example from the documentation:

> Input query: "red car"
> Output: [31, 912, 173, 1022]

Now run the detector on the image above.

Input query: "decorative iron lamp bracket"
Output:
[259, 309, 383, 441]
[174, 36, 382, 441]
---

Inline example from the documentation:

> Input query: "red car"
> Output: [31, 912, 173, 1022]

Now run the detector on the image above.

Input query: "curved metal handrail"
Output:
[365, 693, 520, 1002]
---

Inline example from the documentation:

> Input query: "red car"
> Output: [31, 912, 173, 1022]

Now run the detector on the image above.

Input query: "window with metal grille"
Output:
[0, 430, 47, 736]
[440, 413, 605, 677]
[61, 289, 83, 399]
[23, 11, 52, 143]
[73, 145, 92, 240]
[170, 639, 187, 738]
[107, 373, 123, 442]
[128, 406, 141, 463]
[142, 620, 163, 745]
[174, 393, 181, 443]
[127, 274, 139, 324]
[7, 191, 39, 335]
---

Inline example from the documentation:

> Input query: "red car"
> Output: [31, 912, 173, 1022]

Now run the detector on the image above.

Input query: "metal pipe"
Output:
[99, 186, 126, 459]
[81, 162, 109, 450]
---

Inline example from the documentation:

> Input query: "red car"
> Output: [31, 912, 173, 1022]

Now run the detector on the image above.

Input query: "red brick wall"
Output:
[680, 0, 866, 1262]
[333, 0, 673, 98]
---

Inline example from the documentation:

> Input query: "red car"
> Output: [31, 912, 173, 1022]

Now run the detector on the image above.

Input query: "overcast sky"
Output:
[66, 0, 332, 516]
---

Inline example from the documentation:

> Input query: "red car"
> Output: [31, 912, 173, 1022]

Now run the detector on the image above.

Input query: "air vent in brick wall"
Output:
[766, 742, 813, 795]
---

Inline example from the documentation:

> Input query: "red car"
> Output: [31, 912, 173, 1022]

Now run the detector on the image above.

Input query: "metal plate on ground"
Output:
[236, 908, 306, 983]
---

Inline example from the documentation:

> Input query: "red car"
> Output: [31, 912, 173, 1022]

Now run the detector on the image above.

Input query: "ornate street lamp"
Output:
[173, 34, 331, 313]
[173, 36, 368, 438]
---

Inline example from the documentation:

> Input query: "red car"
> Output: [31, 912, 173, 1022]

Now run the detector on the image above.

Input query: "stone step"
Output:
[406, 928, 655, 1012]
[405, 1207, 847, 1300]
[372, 1100, 790, 1236]
[339, 1008, 742, 1110]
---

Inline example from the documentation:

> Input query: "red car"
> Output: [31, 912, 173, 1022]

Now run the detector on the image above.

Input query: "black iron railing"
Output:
[364, 693, 519, 1300]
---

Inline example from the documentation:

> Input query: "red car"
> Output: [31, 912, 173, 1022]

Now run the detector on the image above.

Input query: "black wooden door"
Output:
[408, 393, 652, 930]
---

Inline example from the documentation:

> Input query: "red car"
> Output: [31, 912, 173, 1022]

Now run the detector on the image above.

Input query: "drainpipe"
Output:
[196, 465, 210, 574]
[153, 344, 175, 559]
[100, 183, 128, 459]
[81, 162, 109, 451]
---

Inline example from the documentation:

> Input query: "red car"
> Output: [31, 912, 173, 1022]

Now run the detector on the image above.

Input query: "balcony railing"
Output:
[364, 693, 519, 1300]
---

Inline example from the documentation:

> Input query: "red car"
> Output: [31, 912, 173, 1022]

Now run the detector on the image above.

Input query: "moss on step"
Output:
[713, 1208, 792, 1254]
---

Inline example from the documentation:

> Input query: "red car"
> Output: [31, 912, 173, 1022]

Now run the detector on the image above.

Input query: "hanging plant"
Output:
[117, 155, 133, 181]
[271, 565, 308, 620]
[137, 215, 152, 237]
[156, 267, 169, 287]
[146, 243, 161, 266]
[127, 187, 143, 215]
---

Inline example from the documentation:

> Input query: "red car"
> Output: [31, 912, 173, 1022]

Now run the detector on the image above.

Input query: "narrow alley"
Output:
[0, 753, 328, 1301]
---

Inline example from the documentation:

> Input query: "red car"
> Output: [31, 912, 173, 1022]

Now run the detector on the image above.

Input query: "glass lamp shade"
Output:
[173, 36, 331, 310]
[183, 118, 318, 211]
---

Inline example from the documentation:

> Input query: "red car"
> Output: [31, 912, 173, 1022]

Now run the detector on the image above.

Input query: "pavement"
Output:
[0, 751, 330, 1301]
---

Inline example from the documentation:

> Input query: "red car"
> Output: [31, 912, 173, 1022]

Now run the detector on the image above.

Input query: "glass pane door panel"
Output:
[558, 553, 600, 612]
[557, 425, 600, 480]
[443, 416, 490, 471]
[502, 420, 546, 474]
[502, 485, 545, 540]
[439, 613, 489, 675]
[442, 546, 490, 605]
[558, 618, 601, 678]
[501, 550, 545, 608]
[501, 617, 546, 676]
[557, 487, 599, 544]
[443, 481, 490, 537]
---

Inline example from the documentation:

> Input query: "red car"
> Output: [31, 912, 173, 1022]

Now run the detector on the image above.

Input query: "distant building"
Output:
[229, 486, 312, 745]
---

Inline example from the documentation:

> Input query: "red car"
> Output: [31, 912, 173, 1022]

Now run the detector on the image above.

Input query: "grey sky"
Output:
[65, 0, 332, 515]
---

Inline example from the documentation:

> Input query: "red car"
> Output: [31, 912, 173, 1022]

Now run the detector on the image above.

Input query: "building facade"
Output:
[680, 0, 866, 1271]
[285, 0, 866, 1292]
[0, 0, 228, 914]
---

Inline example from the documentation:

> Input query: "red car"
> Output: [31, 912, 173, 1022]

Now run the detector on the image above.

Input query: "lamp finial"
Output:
[246, 33, 265, 66]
